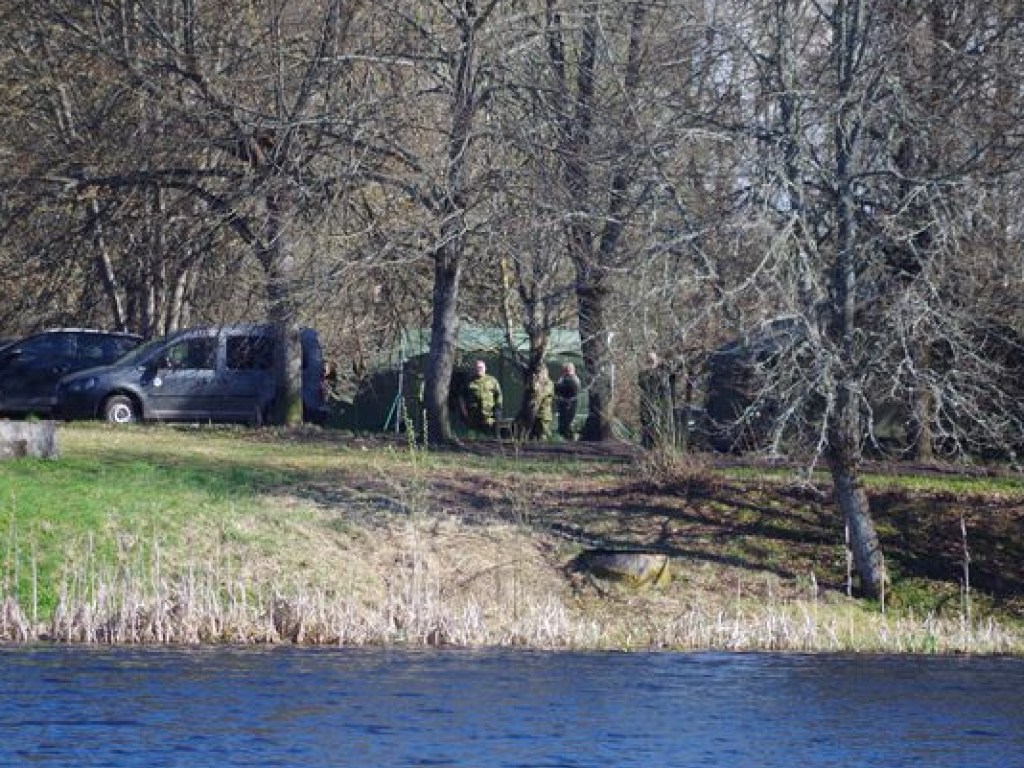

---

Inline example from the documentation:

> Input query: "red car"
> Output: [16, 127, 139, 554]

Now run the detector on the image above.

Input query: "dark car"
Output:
[56, 324, 329, 425]
[0, 328, 143, 417]
[705, 316, 809, 452]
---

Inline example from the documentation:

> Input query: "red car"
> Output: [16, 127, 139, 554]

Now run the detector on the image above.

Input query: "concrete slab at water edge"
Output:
[572, 549, 672, 589]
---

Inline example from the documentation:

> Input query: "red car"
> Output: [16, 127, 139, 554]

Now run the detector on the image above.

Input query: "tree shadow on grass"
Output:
[75, 427, 1024, 607]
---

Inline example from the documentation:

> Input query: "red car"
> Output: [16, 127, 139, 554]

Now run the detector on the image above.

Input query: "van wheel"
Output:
[103, 395, 139, 424]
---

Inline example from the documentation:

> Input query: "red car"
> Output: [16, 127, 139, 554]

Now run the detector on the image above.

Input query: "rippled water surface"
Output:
[1, 647, 1022, 766]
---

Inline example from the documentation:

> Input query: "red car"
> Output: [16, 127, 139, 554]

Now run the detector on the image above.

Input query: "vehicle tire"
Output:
[103, 394, 139, 424]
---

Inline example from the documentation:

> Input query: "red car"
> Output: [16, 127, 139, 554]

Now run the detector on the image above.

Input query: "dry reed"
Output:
[2, 444, 1021, 654]
[2, 513, 1021, 654]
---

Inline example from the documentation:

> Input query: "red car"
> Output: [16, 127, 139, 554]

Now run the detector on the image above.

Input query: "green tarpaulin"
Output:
[334, 327, 585, 433]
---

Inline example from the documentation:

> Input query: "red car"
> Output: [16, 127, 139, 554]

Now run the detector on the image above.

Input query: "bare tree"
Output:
[2, 0, 377, 424]
[416, 0, 495, 444]
[528, 1, 700, 440]
[700, 0, 1024, 598]
[358, 1, 533, 444]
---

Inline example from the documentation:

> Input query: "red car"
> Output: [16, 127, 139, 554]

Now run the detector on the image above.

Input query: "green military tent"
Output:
[333, 327, 585, 434]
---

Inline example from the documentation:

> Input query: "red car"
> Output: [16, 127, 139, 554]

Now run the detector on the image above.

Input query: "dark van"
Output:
[0, 328, 143, 417]
[56, 324, 329, 425]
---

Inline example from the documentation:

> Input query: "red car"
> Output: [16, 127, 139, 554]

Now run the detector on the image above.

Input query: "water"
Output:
[1, 647, 1022, 767]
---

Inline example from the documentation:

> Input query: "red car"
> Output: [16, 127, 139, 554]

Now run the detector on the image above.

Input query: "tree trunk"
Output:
[517, 333, 550, 435]
[828, 373, 885, 598]
[910, 385, 934, 461]
[830, 457, 886, 600]
[548, 5, 613, 442]
[825, 0, 886, 600]
[262, 190, 303, 427]
[423, 5, 478, 446]
[89, 198, 128, 332]
[425, 250, 461, 444]
[578, 281, 613, 441]
[549, 3, 646, 443]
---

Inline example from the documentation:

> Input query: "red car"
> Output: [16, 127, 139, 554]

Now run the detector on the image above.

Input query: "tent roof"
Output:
[396, 327, 582, 360]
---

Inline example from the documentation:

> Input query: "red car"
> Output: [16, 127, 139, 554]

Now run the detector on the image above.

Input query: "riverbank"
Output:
[1, 424, 1022, 652]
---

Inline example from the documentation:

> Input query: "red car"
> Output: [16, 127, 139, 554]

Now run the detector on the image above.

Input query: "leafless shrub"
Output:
[634, 447, 718, 493]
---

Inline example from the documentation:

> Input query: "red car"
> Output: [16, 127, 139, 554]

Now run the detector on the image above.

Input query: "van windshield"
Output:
[114, 338, 169, 367]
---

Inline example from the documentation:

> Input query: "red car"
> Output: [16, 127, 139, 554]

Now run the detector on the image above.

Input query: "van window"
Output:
[163, 338, 217, 370]
[227, 335, 275, 371]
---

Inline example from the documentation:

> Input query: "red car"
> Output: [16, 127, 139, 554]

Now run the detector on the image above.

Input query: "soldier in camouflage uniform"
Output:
[461, 359, 503, 434]
[531, 366, 555, 439]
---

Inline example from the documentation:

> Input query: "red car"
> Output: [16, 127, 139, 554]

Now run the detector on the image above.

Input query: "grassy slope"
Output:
[1, 422, 1022, 652]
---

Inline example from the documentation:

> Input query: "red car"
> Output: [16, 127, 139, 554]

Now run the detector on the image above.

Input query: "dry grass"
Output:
[6, 513, 575, 647]
[4, 508, 1021, 654]
[1, 424, 1023, 653]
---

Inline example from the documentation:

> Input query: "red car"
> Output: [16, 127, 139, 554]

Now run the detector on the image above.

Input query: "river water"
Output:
[1, 646, 1021, 767]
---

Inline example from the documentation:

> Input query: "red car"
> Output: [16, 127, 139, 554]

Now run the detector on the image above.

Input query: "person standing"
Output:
[554, 362, 581, 440]
[461, 359, 503, 434]
[638, 351, 673, 449]
[532, 366, 555, 439]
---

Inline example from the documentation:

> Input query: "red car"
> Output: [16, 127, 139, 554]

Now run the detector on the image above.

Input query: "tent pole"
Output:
[391, 335, 406, 433]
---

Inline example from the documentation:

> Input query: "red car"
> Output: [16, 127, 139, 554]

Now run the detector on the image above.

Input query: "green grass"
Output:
[0, 423, 600, 619]
[722, 462, 1024, 497]
[1, 422, 1022, 651]
[1, 426, 321, 612]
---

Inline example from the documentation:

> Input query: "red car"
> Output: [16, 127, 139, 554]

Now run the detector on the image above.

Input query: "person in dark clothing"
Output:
[554, 362, 581, 440]
[638, 351, 673, 449]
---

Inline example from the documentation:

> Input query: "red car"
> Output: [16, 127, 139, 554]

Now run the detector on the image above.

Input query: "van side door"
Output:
[145, 334, 218, 419]
[219, 332, 276, 422]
